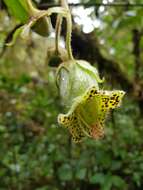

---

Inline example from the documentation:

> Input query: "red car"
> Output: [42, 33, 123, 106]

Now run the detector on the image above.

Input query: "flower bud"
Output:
[46, 46, 69, 67]
[32, 17, 52, 37]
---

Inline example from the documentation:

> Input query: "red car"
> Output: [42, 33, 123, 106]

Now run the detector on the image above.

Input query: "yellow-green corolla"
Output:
[57, 60, 125, 143]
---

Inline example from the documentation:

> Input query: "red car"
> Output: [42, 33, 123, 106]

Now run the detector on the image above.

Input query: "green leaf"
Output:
[18, 0, 34, 13]
[0, 125, 6, 132]
[58, 164, 73, 181]
[75, 168, 86, 180]
[90, 173, 105, 184]
[112, 175, 126, 188]
[6, 26, 24, 46]
[3, 0, 29, 23]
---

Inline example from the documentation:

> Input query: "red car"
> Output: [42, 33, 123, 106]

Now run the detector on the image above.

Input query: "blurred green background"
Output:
[0, 0, 143, 189]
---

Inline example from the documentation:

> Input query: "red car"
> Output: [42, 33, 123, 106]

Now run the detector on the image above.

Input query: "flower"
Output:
[57, 60, 125, 143]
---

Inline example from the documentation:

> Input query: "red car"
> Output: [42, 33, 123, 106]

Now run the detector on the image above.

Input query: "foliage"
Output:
[0, 0, 143, 190]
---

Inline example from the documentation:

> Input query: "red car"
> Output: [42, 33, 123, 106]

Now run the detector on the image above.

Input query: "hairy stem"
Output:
[61, 0, 74, 60]
[66, 14, 74, 60]
[55, 15, 63, 54]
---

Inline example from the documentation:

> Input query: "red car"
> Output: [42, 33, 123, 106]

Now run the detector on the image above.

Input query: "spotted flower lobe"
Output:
[58, 86, 125, 143]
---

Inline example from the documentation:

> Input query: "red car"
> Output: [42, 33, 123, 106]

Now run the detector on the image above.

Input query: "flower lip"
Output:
[58, 86, 125, 143]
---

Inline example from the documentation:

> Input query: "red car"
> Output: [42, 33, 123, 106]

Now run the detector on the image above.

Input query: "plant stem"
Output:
[55, 15, 63, 54]
[61, 0, 74, 60]
[25, 0, 40, 15]
[66, 14, 74, 60]
[61, 0, 68, 9]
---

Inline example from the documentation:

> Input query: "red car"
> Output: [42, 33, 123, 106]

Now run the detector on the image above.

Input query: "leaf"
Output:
[90, 173, 105, 184]
[3, 0, 29, 23]
[75, 168, 86, 180]
[111, 175, 126, 188]
[58, 164, 73, 181]
[6, 26, 24, 46]
[0, 125, 6, 133]
[18, 0, 34, 13]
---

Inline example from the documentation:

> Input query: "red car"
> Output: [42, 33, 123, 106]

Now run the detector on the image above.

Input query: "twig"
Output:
[38, 2, 143, 9]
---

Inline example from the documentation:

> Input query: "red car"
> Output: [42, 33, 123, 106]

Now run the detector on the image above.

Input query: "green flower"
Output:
[57, 60, 125, 143]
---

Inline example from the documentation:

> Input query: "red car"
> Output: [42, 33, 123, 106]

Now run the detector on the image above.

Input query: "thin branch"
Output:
[38, 2, 143, 9]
